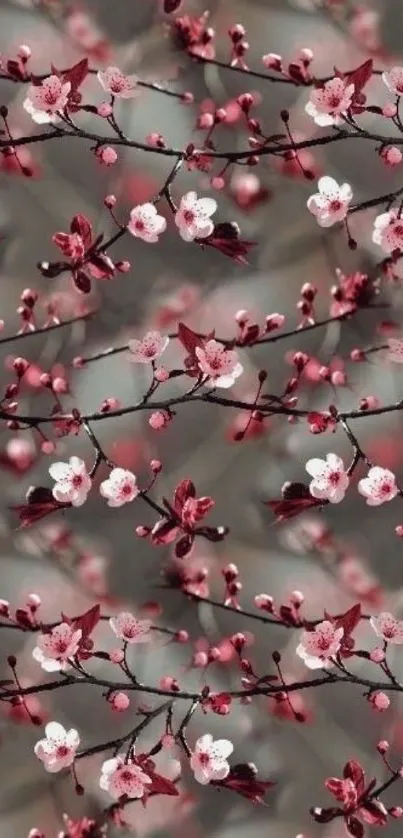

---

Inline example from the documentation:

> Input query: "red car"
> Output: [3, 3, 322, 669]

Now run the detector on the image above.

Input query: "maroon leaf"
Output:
[345, 59, 373, 96]
[73, 604, 101, 640]
[360, 800, 388, 826]
[335, 605, 362, 639]
[73, 270, 92, 294]
[198, 524, 229, 542]
[175, 533, 194, 558]
[216, 767, 275, 804]
[177, 322, 204, 358]
[70, 213, 93, 249]
[310, 806, 342, 823]
[12, 485, 69, 528]
[346, 816, 364, 838]
[151, 518, 178, 545]
[174, 479, 196, 513]
[88, 253, 116, 279]
[62, 58, 89, 93]
[146, 770, 179, 796]
[267, 496, 323, 523]
[201, 223, 255, 265]
[164, 0, 182, 11]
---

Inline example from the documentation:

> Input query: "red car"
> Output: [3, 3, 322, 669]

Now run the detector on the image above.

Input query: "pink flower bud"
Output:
[254, 593, 274, 611]
[181, 91, 194, 104]
[198, 112, 214, 129]
[174, 629, 189, 643]
[390, 807, 403, 818]
[52, 376, 68, 394]
[383, 146, 403, 167]
[299, 47, 313, 62]
[262, 53, 282, 71]
[377, 739, 389, 754]
[111, 691, 130, 711]
[211, 176, 225, 190]
[26, 593, 41, 610]
[73, 356, 85, 369]
[116, 260, 131, 273]
[136, 525, 150, 537]
[193, 651, 208, 667]
[18, 44, 32, 60]
[290, 590, 304, 606]
[0, 599, 10, 617]
[104, 194, 117, 209]
[350, 348, 365, 362]
[371, 691, 390, 711]
[159, 676, 179, 691]
[265, 313, 285, 331]
[99, 146, 118, 166]
[97, 102, 113, 118]
[370, 647, 385, 663]
[109, 648, 125, 664]
[155, 366, 169, 382]
[41, 440, 55, 455]
[382, 103, 397, 118]
[396, 525, 403, 537]
[150, 458, 162, 473]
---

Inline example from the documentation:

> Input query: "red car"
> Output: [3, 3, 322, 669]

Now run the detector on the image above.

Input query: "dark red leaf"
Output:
[177, 323, 204, 358]
[146, 770, 179, 796]
[151, 518, 178, 545]
[198, 524, 229, 542]
[12, 487, 69, 528]
[73, 604, 101, 640]
[336, 605, 362, 638]
[62, 58, 89, 93]
[310, 806, 342, 823]
[73, 271, 92, 294]
[201, 223, 255, 265]
[175, 533, 194, 558]
[360, 800, 388, 826]
[70, 213, 93, 248]
[345, 59, 373, 96]
[164, 0, 182, 11]
[266, 496, 323, 523]
[346, 816, 364, 838]
[215, 769, 275, 804]
[174, 478, 196, 513]
[88, 253, 116, 279]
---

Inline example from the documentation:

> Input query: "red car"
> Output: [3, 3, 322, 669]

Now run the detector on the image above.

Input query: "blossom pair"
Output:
[128, 191, 217, 244]
[297, 611, 403, 670]
[35, 723, 233, 791]
[49, 457, 138, 508]
[306, 454, 398, 506]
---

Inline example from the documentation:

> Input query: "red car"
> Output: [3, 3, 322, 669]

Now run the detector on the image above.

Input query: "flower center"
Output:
[56, 745, 69, 757]
[328, 471, 341, 485]
[329, 199, 342, 211]
[183, 209, 195, 225]
[72, 474, 83, 488]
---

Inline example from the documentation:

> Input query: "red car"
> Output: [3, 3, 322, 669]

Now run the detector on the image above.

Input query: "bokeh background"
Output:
[1, 0, 403, 835]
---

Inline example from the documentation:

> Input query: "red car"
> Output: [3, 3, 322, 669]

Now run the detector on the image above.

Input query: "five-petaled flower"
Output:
[305, 453, 349, 504]
[296, 620, 344, 669]
[23, 75, 71, 124]
[175, 192, 217, 241]
[370, 611, 403, 644]
[100, 753, 152, 799]
[128, 204, 167, 243]
[49, 457, 92, 507]
[372, 209, 403, 253]
[34, 721, 80, 773]
[109, 611, 151, 643]
[190, 734, 233, 785]
[307, 177, 353, 227]
[358, 466, 398, 506]
[128, 331, 169, 363]
[97, 66, 138, 98]
[195, 339, 243, 388]
[382, 66, 403, 96]
[33, 622, 82, 672]
[305, 78, 355, 126]
[100, 468, 139, 507]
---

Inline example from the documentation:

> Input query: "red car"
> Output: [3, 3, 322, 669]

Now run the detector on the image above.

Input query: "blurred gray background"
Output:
[1, 0, 403, 835]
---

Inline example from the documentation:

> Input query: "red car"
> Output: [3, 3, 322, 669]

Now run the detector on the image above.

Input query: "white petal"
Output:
[49, 462, 71, 481]
[318, 176, 339, 197]
[45, 721, 66, 741]
[305, 458, 325, 477]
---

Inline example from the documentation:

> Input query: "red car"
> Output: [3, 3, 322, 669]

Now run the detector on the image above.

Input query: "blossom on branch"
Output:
[49, 457, 92, 507]
[97, 66, 138, 98]
[100, 753, 152, 799]
[382, 66, 403, 95]
[128, 204, 167, 243]
[357, 467, 398, 506]
[307, 177, 353, 227]
[296, 621, 344, 669]
[190, 734, 233, 784]
[34, 721, 80, 773]
[370, 612, 403, 644]
[128, 331, 169, 363]
[372, 209, 403, 253]
[305, 454, 349, 504]
[195, 339, 243, 388]
[32, 623, 82, 672]
[23, 76, 71, 124]
[175, 192, 217, 241]
[305, 78, 355, 126]
[99, 468, 139, 507]
[109, 611, 151, 643]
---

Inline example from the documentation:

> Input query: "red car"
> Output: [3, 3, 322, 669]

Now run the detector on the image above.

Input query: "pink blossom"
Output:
[305, 453, 349, 503]
[23, 76, 71, 124]
[100, 468, 139, 507]
[97, 66, 138, 98]
[109, 611, 151, 643]
[296, 620, 344, 669]
[195, 339, 243, 388]
[370, 612, 403, 644]
[358, 466, 398, 506]
[305, 78, 355, 127]
[307, 177, 352, 227]
[387, 338, 403, 363]
[34, 721, 80, 773]
[190, 733, 233, 784]
[382, 67, 403, 96]
[128, 331, 169, 363]
[128, 204, 167, 243]
[175, 191, 217, 241]
[49, 456, 92, 507]
[32, 623, 82, 672]
[100, 753, 152, 799]
[372, 210, 403, 253]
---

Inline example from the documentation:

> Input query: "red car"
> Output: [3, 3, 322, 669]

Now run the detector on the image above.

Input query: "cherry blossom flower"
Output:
[109, 611, 151, 643]
[372, 209, 403, 253]
[358, 466, 398, 506]
[305, 453, 349, 503]
[49, 457, 92, 507]
[190, 734, 233, 784]
[195, 339, 243, 388]
[100, 753, 152, 799]
[128, 204, 167, 243]
[296, 621, 344, 669]
[97, 66, 137, 98]
[34, 721, 80, 773]
[370, 612, 403, 644]
[305, 78, 355, 126]
[382, 66, 403, 96]
[175, 191, 217, 241]
[128, 331, 169, 363]
[23, 76, 71, 124]
[32, 623, 82, 672]
[99, 468, 139, 507]
[387, 337, 403, 363]
[307, 177, 353, 227]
